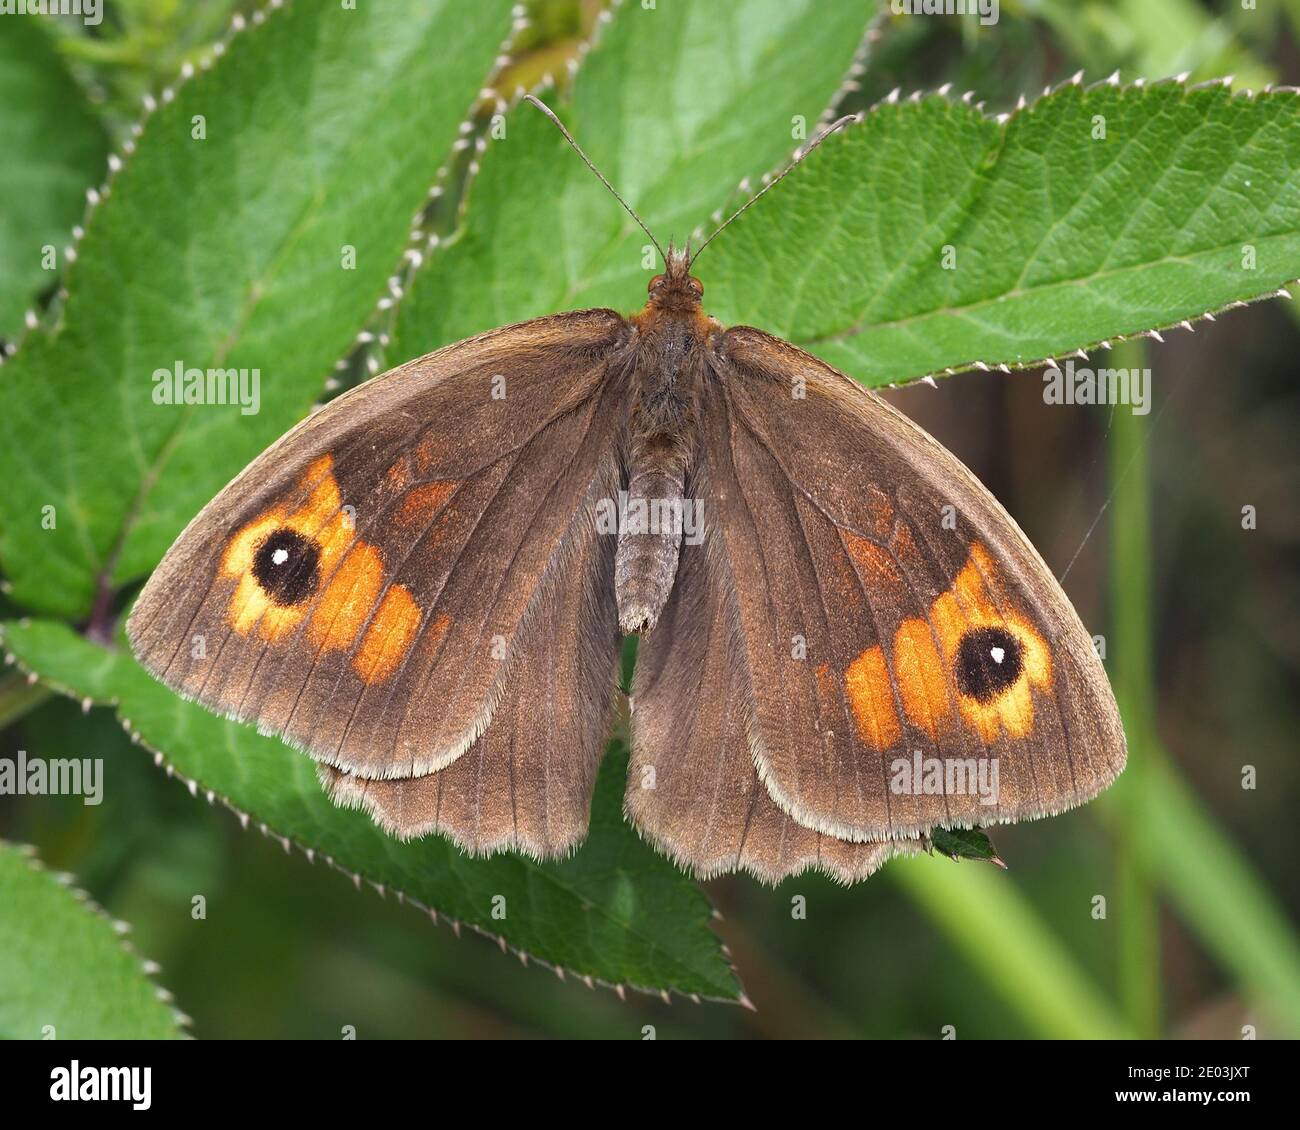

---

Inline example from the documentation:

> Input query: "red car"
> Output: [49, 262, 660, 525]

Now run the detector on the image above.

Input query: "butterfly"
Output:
[128, 98, 1125, 885]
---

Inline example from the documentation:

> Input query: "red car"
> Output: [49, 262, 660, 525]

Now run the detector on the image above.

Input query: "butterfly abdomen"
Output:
[615, 428, 691, 635]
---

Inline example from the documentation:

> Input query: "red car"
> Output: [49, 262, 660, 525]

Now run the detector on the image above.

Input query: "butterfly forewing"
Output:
[128, 310, 632, 780]
[701, 327, 1126, 842]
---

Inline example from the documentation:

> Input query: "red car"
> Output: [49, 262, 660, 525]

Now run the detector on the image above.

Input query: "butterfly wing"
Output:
[700, 327, 1125, 843]
[625, 491, 920, 884]
[319, 464, 621, 858]
[128, 309, 631, 782]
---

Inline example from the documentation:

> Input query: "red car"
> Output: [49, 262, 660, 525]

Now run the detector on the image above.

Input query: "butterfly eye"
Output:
[647, 274, 665, 293]
[954, 626, 1023, 703]
[251, 527, 321, 606]
[689, 277, 704, 297]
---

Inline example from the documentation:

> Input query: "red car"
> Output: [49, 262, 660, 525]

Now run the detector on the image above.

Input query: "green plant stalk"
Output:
[1115, 755, 1300, 1035]
[1106, 337, 1162, 1038]
[1115, 848, 1160, 1037]
[1098, 345, 1300, 1036]
[891, 856, 1133, 1039]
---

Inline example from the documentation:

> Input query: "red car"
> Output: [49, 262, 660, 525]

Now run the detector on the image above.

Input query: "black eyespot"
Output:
[955, 626, 1023, 703]
[251, 528, 320, 606]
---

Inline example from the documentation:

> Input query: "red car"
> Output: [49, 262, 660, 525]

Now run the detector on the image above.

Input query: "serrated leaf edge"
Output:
[809, 74, 1300, 387]
[357, 0, 629, 385]
[0, 0, 524, 377]
[320, 2, 536, 395]
[0, 838, 192, 1037]
[687, 5, 885, 245]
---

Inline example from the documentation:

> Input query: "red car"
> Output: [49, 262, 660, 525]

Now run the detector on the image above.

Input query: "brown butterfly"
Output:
[128, 98, 1125, 884]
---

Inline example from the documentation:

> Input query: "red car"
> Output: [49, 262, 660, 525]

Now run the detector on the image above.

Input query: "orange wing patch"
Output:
[309, 542, 385, 651]
[843, 646, 901, 750]
[395, 480, 458, 528]
[838, 529, 913, 623]
[842, 531, 904, 589]
[891, 619, 951, 739]
[840, 541, 1053, 750]
[895, 542, 1051, 742]
[384, 456, 411, 493]
[217, 455, 425, 684]
[354, 585, 423, 684]
[888, 521, 925, 570]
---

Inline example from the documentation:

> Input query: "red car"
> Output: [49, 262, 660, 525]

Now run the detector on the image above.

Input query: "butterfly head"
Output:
[647, 245, 704, 313]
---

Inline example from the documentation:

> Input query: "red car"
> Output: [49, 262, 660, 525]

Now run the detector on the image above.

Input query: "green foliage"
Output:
[0, 619, 740, 1001]
[0, 841, 184, 1039]
[0, 0, 518, 618]
[1033, 0, 1279, 90]
[393, 0, 873, 358]
[890, 853, 1132, 1039]
[1101, 345, 1300, 1034]
[0, 17, 108, 337]
[705, 81, 1300, 384]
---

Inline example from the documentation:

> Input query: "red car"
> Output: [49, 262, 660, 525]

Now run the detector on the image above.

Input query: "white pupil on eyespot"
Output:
[990, 646, 1005, 664]
[272, 548, 289, 566]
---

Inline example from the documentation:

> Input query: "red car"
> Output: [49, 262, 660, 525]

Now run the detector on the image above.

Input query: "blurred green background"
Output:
[1, 0, 1298, 1039]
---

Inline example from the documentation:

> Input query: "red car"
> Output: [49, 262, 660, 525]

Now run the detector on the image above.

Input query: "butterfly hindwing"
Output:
[700, 327, 1125, 842]
[128, 310, 631, 780]
[625, 482, 920, 884]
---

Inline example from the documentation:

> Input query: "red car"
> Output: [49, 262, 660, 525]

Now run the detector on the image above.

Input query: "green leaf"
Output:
[393, 0, 874, 358]
[0, 620, 741, 1003]
[930, 826, 1005, 867]
[0, 840, 185, 1039]
[0, 16, 109, 338]
[0, 0, 517, 619]
[702, 80, 1300, 385]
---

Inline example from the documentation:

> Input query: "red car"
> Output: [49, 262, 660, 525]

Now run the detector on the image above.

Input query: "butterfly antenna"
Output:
[689, 113, 858, 266]
[524, 95, 668, 267]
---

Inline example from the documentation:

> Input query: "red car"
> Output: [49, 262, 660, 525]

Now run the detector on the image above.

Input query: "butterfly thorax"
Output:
[616, 256, 717, 635]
